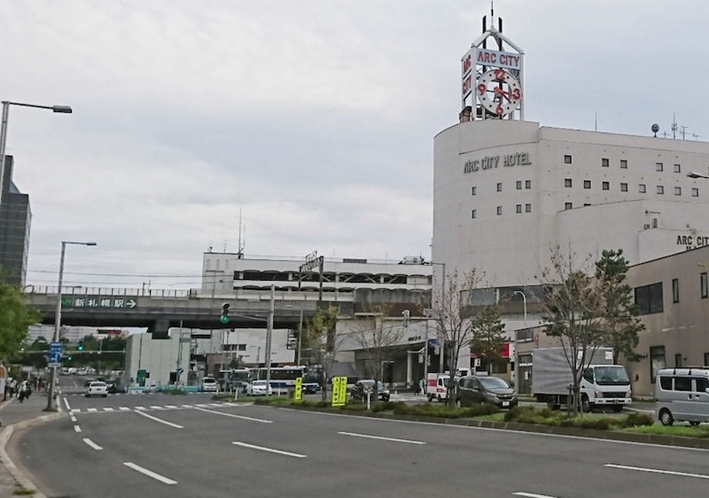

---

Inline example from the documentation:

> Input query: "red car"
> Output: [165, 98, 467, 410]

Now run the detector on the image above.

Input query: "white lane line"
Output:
[134, 409, 184, 429]
[103, 407, 114, 412]
[119, 407, 130, 411]
[191, 406, 272, 424]
[181, 404, 192, 408]
[150, 405, 164, 410]
[87, 408, 98, 413]
[72, 409, 81, 413]
[135, 406, 146, 411]
[83, 438, 102, 450]
[338, 431, 426, 445]
[605, 463, 709, 480]
[74, 425, 82, 433]
[209, 403, 223, 407]
[165, 405, 178, 409]
[123, 462, 177, 485]
[232, 442, 306, 458]
[195, 403, 209, 407]
[63, 397, 71, 411]
[513, 492, 558, 498]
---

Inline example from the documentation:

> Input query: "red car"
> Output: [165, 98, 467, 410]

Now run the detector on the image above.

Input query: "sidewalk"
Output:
[0, 392, 65, 497]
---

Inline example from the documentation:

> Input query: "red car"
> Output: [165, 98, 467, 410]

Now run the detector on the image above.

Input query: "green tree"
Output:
[595, 249, 645, 364]
[302, 305, 343, 401]
[0, 283, 41, 360]
[468, 304, 506, 374]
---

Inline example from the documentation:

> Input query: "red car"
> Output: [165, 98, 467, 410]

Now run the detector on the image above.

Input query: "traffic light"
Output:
[220, 302, 230, 324]
[78, 341, 84, 351]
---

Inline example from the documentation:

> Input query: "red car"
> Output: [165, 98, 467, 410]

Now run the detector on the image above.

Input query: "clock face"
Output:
[477, 68, 522, 117]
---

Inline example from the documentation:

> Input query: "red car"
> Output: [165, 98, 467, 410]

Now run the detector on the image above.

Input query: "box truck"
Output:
[532, 347, 632, 412]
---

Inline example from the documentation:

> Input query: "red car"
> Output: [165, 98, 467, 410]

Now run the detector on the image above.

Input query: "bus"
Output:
[218, 368, 253, 391]
[251, 366, 306, 391]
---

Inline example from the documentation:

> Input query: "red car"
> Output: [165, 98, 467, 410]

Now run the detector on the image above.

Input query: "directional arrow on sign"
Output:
[126, 299, 137, 309]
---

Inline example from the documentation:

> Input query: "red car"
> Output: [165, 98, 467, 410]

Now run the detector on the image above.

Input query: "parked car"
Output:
[246, 380, 272, 396]
[201, 376, 218, 393]
[302, 382, 321, 394]
[456, 375, 517, 409]
[350, 380, 390, 402]
[104, 379, 124, 394]
[85, 381, 108, 398]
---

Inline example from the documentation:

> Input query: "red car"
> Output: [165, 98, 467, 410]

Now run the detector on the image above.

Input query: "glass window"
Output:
[635, 282, 663, 314]
[471, 186, 476, 196]
[584, 180, 591, 189]
[564, 155, 572, 164]
[516, 204, 522, 214]
[564, 202, 572, 210]
[525, 180, 531, 189]
[692, 187, 699, 197]
[674, 163, 681, 173]
[620, 159, 628, 169]
[497, 182, 502, 192]
[516, 180, 522, 190]
[674, 186, 681, 196]
[601, 158, 609, 167]
[701, 272, 708, 299]
[695, 377, 709, 393]
[639, 184, 646, 193]
[657, 185, 664, 194]
[659, 376, 672, 390]
[602, 181, 610, 190]
[525, 203, 531, 213]
[496, 206, 502, 216]
[620, 183, 628, 192]
[471, 209, 476, 219]
[564, 178, 572, 188]
[672, 278, 679, 303]
[675, 376, 692, 391]
[656, 162, 663, 172]
[650, 346, 665, 383]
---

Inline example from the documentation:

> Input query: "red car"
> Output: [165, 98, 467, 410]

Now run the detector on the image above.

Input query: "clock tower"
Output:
[460, 6, 525, 121]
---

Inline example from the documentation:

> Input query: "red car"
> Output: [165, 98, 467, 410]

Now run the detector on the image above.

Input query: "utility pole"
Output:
[265, 285, 275, 390]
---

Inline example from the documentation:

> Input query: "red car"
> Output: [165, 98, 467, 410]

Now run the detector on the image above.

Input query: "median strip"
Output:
[123, 462, 177, 485]
[605, 463, 709, 480]
[232, 441, 307, 458]
[134, 409, 183, 429]
[337, 431, 426, 445]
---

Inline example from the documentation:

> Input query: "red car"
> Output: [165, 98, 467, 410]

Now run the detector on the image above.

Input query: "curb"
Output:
[0, 402, 65, 498]
[275, 404, 709, 450]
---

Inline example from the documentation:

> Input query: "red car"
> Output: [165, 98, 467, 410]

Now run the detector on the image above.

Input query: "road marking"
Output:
[181, 404, 192, 408]
[119, 407, 130, 411]
[134, 409, 183, 429]
[191, 406, 272, 424]
[62, 397, 71, 411]
[513, 493, 558, 498]
[166, 405, 178, 409]
[135, 406, 146, 411]
[195, 403, 209, 407]
[232, 441, 306, 458]
[83, 438, 102, 450]
[150, 405, 164, 410]
[338, 431, 426, 445]
[74, 425, 81, 433]
[103, 407, 114, 412]
[605, 463, 709, 480]
[123, 462, 177, 485]
[209, 403, 223, 407]
[70, 414, 77, 422]
[87, 408, 97, 413]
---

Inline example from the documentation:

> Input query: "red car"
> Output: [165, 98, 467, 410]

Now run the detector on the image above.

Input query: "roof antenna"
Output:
[671, 112, 677, 140]
[237, 208, 244, 258]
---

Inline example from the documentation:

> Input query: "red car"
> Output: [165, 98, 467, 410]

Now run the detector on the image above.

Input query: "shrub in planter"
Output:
[462, 404, 499, 417]
[623, 412, 654, 428]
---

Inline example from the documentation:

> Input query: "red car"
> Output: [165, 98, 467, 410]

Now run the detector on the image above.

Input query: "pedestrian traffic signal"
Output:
[220, 302, 230, 324]
[78, 342, 84, 351]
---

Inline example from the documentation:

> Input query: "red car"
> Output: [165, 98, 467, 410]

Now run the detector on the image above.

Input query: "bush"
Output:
[623, 412, 655, 428]
[578, 417, 613, 430]
[462, 404, 499, 417]
[371, 401, 404, 413]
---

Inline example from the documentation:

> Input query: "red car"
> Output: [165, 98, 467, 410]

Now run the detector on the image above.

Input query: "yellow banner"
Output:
[331, 376, 347, 407]
[294, 377, 303, 401]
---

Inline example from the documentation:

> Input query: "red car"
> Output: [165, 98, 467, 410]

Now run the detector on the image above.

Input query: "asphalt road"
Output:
[8, 388, 709, 498]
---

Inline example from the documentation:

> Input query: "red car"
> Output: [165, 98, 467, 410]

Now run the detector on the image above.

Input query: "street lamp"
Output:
[46, 240, 96, 410]
[688, 172, 709, 179]
[513, 290, 527, 323]
[0, 101, 73, 207]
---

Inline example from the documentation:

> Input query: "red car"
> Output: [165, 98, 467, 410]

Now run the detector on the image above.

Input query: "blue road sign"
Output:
[49, 342, 63, 364]
[177, 367, 184, 375]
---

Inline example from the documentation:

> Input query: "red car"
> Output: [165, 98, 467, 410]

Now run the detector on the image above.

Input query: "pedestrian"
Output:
[419, 378, 425, 396]
[18, 380, 28, 403]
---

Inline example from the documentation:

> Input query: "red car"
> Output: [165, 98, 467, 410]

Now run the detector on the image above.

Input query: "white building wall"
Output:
[124, 333, 189, 388]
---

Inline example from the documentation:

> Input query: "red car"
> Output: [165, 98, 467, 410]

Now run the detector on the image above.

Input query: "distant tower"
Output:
[460, 5, 525, 122]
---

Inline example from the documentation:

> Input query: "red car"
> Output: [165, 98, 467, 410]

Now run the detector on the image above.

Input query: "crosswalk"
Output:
[69, 402, 234, 414]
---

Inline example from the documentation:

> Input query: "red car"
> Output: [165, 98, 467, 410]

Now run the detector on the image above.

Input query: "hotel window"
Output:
[674, 163, 681, 173]
[701, 272, 708, 299]
[497, 182, 502, 192]
[516, 204, 522, 213]
[516, 180, 522, 190]
[525, 203, 531, 213]
[634, 282, 663, 315]
[525, 180, 532, 189]
[601, 158, 609, 167]
[672, 278, 679, 303]
[583, 180, 591, 189]
[620, 159, 628, 169]
[674, 186, 682, 196]
[564, 202, 572, 210]
[564, 178, 572, 188]
[620, 183, 628, 192]
[471, 209, 476, 219]
[657, 185, 664, 194]
[656, 162, 663, 172]
[496, 206, 502, 216]
[564, 154, 572, 164]
[602, 181, 610, 190]
[692, 187, 699, 197]
[471, 186, 477, 196]
[639, 184, 646, 193]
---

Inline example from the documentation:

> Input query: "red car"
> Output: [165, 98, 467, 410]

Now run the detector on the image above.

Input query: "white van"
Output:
[655, 368, 709, 426]
[201, 376, 218, 393]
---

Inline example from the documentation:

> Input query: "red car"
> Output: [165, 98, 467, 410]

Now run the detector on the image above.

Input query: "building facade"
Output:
[0, 156, 31, 286]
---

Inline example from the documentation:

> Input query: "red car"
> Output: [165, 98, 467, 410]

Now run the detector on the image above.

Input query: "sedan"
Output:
[350, 380, 390, 402]
[85, 381, 108, 398]
[246, 380, 273, 396]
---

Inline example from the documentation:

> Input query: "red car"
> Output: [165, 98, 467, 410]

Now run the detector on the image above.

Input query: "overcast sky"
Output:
[1, 1, 706, 290]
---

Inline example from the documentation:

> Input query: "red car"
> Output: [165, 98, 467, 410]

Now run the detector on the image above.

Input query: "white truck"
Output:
[532, 347, 632, 412]
[426, 369, 470, 402]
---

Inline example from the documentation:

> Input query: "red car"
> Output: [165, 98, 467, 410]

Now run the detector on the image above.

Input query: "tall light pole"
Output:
[513, 290, 527, 390]
[0, 101, 72, 206]
[47, 240, 96, 410]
